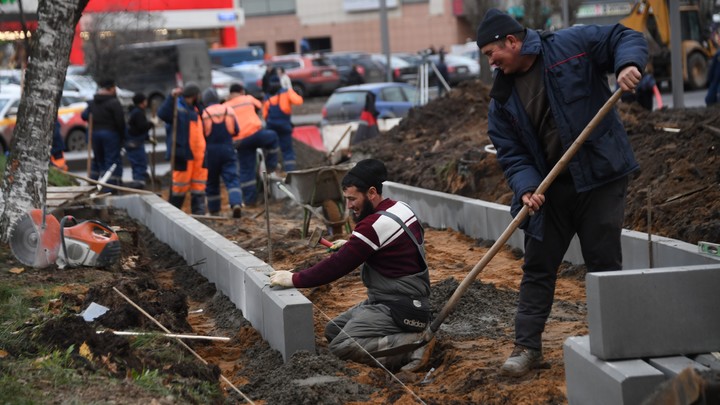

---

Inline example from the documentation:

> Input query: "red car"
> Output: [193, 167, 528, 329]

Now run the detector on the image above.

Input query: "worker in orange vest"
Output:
[201, 87, 243, 218]
[224, 83, 280, 205]
[50, 120, 68, 171]
[262, 76, 302, 174]
[157, 82, 208, 215]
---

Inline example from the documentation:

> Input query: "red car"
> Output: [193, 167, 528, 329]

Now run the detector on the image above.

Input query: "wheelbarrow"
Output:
[276, 164, 354, 238]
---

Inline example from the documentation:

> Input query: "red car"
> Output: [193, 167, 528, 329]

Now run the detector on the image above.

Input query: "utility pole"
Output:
[379, 0, 392, 82]
[668, 0, 684, 108]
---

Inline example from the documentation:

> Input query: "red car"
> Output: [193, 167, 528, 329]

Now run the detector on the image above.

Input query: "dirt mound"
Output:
[355, 81, 720, 244]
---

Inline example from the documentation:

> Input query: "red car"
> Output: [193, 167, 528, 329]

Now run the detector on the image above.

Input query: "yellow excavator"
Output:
[620, 0, 717, 89]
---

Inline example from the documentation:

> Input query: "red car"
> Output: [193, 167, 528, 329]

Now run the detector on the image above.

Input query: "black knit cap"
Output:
[476, 8, 524, 49]
[182, 82, 200, 97]
[98, 78, 115, 89]
[345, 159, 388, 191]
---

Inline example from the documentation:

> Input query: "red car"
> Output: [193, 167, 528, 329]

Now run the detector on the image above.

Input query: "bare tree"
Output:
[0, 0, 89, 242]
[80, 9, 163, 80]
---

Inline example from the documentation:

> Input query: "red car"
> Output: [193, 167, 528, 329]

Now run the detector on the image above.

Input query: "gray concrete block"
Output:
[692, 354, 720, 371]
[564, 336, 666, 405]
[243, 267, 267, 332]
[647, 356, 709, 377]
[226, 262, 246, 313]
[199, 238, 222, 281]
[263, 287, 315, 361]
[587, 264, 720, 360]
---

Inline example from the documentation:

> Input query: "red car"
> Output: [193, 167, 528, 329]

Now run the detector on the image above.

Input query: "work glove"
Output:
[148, 137, 158, 146]
[150, 116, 161, 126]
[269, 270, 294, 288]
[328, 239, 347, 252]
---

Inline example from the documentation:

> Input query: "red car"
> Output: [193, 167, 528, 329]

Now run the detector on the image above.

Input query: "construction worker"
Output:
[157, 82, 208, 215]
[125, 93, 155, 188]
[223, 83, 280, 206]
[262, 76, 303, 174]
[201, 87, 243, 218]
[81, 78, 125, 188]
[476, 9, 646, 377]
[269, 159, 434, 372]
[49, 120, 68, 171]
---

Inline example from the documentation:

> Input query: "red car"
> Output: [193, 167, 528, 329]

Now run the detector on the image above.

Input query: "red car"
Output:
[266, 54, 341, 97]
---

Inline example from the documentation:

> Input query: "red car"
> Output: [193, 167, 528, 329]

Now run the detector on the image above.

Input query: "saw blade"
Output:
[9, 213, 42, 267]
[9, 210, 61, 268]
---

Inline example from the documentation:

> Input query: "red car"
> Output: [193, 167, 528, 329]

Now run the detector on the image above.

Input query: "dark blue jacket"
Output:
[157, 95, 201, 168]
[488, 25, 647, 240]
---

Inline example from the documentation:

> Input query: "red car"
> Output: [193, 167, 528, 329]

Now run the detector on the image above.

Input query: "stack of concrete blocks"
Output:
[107, 194, 315, 361]
[379, 182, 720, 404]
[564, 263, 720, 404]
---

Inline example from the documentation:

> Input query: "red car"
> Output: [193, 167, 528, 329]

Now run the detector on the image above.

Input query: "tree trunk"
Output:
[0, 0, 89, 243]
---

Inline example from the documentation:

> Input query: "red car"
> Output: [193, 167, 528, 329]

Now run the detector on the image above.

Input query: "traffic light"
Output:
[0, 0, 17, 4]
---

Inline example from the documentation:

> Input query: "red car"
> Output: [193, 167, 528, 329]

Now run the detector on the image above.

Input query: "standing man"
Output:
[125, 93, 155, 188]
[157, 82, 208, 215]
[435, 52, 450, 97]
[262, 76, 303, 175]
[269, 159, 434, 372]
[81, 78, 125, 189]
[476, 9, 647, 376]
[223, 83, 280, 206]
[200, 87, 243, 218]
[705, 48, 720, 106]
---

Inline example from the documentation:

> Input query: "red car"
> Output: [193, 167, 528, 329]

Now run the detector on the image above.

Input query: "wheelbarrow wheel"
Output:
[322, 200, 345, 236]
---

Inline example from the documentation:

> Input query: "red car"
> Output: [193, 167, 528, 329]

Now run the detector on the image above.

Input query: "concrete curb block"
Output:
[587, 264, 720, 360]
[107, 194, 315, 361]
[383, 181, 720, 268]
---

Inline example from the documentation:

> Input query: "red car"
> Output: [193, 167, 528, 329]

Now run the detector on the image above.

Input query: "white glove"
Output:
[269, 270, 294, 288]
[150, 116, 161, 126]
[328, 239, 347, 252]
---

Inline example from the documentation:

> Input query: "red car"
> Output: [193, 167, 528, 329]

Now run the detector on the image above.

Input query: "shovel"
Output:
[369, 89, 624, 358]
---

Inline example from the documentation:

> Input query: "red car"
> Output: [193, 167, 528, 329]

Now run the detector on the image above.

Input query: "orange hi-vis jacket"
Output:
[202, 103, 239, 138]
[224, 94, 263, 141]
[262, 88, 303, 120]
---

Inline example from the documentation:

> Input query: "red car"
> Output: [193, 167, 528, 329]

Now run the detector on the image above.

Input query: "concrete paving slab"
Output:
[564, 336, 666, 405]
[647, 356, 709, 377]
[587, 264, 720, 360]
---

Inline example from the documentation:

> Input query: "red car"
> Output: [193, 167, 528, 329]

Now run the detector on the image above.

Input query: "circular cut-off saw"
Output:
[10, 209, 121, 269]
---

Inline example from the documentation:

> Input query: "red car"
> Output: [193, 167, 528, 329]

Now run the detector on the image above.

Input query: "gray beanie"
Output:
[476, 9, 524, 49]
[202, 87, 219, 105]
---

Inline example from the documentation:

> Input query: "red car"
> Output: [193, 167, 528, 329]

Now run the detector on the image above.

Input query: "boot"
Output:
[500, 344, 543, 377]
[190, 194, 207, 216]
[168, 194, 185, 209]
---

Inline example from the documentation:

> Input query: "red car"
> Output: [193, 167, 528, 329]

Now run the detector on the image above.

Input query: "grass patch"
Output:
[0, 154, 77, 186]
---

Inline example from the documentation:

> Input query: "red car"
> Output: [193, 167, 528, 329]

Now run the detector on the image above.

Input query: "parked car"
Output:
[64, 74, 134, 107]
[324, 52, 386, 85]
[321, 82, 418, 125]
[0, 90, 87, 154]
[428, 54, 480, 85]
[216, 65, 265, 100]
[266, 54, 340, 97]
[370, 54, 419, 84]
[211, 69, 236, 101]
[209, 46, 264, 67]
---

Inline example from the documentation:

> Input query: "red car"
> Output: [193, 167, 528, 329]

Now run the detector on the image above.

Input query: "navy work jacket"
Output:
[487, 25, 648, 240]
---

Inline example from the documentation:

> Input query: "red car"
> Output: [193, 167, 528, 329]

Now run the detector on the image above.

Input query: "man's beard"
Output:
[352, 197, 375, 222]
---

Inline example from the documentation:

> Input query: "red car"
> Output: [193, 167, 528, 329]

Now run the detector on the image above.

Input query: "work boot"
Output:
[232, 205, 242, 218]
[500, 344, 543, 377]
[400, 337, 436, 372]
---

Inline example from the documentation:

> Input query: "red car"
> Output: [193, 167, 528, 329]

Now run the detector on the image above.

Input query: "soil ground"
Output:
[1, 82, 719, 404]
